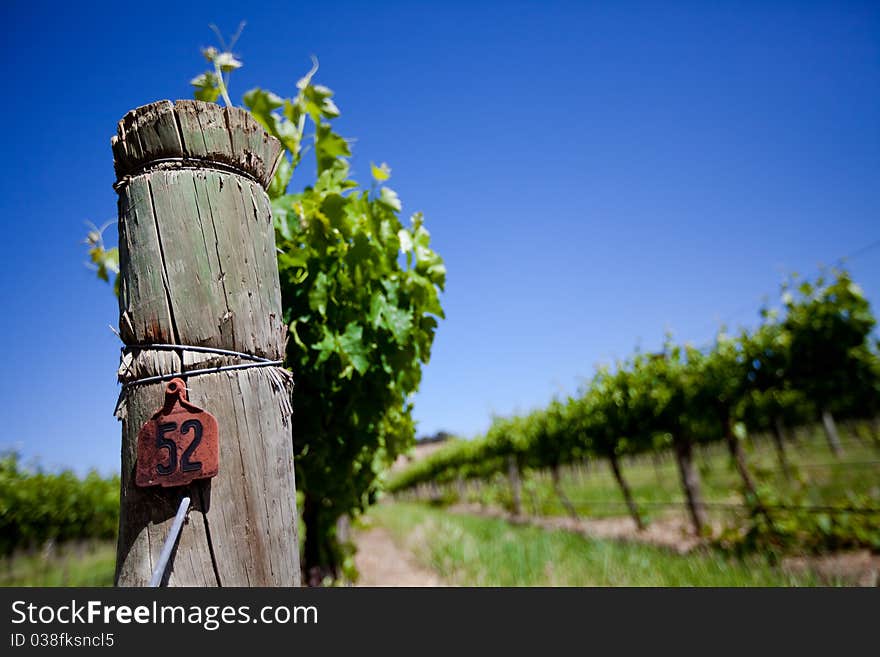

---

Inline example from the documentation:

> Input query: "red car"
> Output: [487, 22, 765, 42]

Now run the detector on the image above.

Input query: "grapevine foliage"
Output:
[389, 268, 880, 551]
[0, 454, 119, 555]
[89, 35, 445, 582]
[241, 67, 445, 580]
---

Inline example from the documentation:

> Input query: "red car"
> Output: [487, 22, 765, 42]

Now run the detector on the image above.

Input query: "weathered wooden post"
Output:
[112, 100, 301, 586]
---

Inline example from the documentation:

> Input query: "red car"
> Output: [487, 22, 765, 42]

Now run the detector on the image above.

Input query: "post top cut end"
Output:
[112, 99, 282, 189]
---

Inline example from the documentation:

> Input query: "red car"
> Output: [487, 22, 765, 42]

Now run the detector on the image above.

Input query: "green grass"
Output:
[0, 541, 115, 587]
[370, 503, 828, 586]
[453, 426, 880, 523]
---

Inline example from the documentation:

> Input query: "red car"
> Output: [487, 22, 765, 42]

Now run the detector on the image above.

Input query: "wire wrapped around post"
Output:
[112, 99, 301, 586]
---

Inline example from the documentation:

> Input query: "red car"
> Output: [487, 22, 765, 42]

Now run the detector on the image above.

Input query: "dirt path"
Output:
[353, 525, 444, 586]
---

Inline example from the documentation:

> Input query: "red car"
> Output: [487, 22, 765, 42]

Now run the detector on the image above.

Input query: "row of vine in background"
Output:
[0, 454, 118, 555]
[388, 268, 880, 554]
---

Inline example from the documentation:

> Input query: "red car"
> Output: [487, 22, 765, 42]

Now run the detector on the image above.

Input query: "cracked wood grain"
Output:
[114, 100, 299, 587]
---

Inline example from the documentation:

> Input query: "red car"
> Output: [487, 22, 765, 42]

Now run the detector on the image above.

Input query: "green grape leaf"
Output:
[371, 162, 391, 182]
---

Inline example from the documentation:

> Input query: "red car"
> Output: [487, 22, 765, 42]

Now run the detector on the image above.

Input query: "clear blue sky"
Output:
[1, 1, 878, 475]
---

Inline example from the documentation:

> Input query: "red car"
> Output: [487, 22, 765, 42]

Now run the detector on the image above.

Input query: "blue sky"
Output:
[1, 1, 878, 475]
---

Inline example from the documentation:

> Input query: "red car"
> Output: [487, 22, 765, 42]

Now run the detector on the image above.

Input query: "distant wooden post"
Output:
[112, 100, 300, 586]
[506, 456, 522, 516]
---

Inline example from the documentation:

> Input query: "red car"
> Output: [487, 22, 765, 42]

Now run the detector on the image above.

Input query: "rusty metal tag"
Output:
[135, 378, 219, 488]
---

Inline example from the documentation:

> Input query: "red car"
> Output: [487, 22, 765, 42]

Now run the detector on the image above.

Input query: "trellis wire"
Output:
[114, 343, 293, 419]
[120, 343, 284, 388]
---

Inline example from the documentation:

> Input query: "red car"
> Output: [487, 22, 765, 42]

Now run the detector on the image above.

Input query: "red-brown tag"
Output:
[135, 378, 219, 488]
